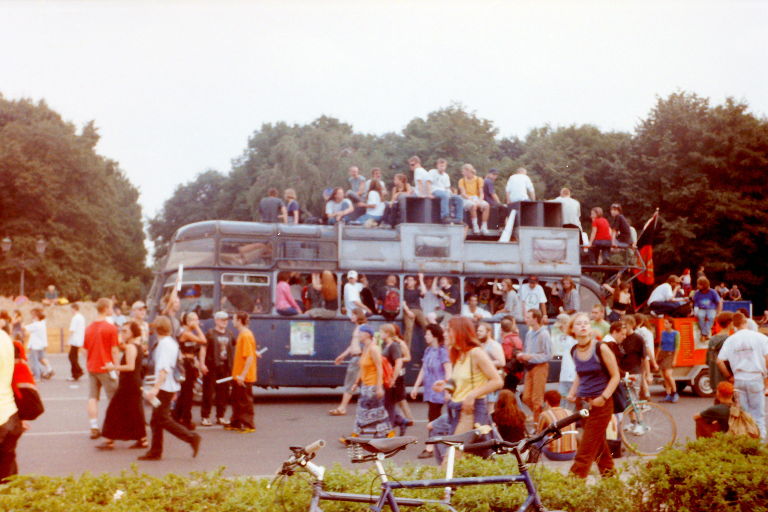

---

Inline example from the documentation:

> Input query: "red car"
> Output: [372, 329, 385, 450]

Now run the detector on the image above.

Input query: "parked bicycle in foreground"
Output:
[270, 409, 589, 511]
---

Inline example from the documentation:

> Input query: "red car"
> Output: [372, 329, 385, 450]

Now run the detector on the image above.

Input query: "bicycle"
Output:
[270, 409, 589, 511]
[618, 373, 677, 455]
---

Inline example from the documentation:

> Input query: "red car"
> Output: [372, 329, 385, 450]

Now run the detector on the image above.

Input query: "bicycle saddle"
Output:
[346, 436, 417, 454]
[424, 430, 478, 446]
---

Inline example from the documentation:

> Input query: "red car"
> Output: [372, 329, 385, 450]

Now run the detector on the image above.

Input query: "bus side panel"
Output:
[654, 317, 706, 367]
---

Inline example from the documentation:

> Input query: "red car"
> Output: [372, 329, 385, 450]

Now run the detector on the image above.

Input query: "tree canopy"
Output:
[147, 95, 768, 308]
[0, 96, 149, 301]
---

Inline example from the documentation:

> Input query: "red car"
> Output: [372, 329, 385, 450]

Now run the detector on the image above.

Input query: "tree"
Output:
[0, 96, 148, 300]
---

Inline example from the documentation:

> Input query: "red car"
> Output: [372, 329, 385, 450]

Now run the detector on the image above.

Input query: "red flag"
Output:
[634, 209, 659, 286]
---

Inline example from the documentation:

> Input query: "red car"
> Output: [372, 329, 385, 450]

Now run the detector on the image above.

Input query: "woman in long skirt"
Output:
[350, 325, 391, 439]
[97, 321, 147, 449]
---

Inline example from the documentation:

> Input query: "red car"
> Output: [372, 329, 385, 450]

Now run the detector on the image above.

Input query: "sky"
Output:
[2, 0, 767, 222]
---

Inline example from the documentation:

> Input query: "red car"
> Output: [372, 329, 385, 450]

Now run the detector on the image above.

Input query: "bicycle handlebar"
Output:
[268, 439, 326, 488]
[303, 439, 326, 456]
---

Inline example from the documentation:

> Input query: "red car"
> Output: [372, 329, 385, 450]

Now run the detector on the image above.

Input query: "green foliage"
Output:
[0, 96, 149, 301]
[2, 437, 768, 511]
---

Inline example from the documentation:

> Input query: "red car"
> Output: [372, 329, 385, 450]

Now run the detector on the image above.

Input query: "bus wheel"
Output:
[692, 369, 714, 397]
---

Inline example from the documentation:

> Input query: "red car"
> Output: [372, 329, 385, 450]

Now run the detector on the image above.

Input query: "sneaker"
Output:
[660, 394, 672, 402]
[417, 448, 433, 459]
[90, 427, 101, 440]
[200, 418, 213, 427]
[472, 226, 480, 235]
[481, 228, 491, 236]
[671, 393, 679, 403]
[237, 428, 256, 434]
[216, 417, 230, 426]
[223, 424, 239, 431]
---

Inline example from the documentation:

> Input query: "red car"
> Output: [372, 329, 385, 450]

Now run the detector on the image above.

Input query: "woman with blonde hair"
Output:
[283, 188, 300, 224]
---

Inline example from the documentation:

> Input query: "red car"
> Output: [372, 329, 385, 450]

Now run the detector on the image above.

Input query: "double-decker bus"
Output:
[147, 213, 608, 388]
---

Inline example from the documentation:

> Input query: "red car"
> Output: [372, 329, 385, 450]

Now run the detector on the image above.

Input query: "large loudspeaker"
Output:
[513, 201, 562, 228]
[402, 196, 441, 223]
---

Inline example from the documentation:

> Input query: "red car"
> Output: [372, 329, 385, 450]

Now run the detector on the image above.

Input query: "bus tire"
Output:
[692, 369, 714, 397]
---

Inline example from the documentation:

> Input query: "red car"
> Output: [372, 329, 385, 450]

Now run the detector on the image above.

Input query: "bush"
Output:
[1, 436, 766, 511]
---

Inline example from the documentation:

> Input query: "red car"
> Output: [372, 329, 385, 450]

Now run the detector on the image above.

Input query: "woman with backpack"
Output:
[566, 312, 621, 479]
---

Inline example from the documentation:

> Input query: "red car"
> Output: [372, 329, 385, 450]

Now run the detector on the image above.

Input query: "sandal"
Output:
[96, 441, 115, 450]
[417, 448, 434, 459]
[129, 439, 149, 449]
[328, 408, 346, 416]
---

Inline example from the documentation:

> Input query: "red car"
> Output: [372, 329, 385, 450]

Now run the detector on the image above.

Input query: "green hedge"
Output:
[1, 436, 766, 511]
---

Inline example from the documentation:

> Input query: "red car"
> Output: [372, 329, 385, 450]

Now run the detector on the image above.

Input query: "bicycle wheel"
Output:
[619, 402, 677, 456]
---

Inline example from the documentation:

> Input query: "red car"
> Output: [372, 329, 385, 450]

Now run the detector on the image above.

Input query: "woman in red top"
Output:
[589, 207, 613, 264]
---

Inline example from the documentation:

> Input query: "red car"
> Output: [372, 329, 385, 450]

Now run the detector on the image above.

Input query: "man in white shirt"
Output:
[140, 316, 201, 461]
[410, 156, 433, 197]
[364, 167, 388, 199]
[551, 188, 582, 231]
[461, 294, 492, 321]
[648, 275, 688, 317]
[429, 158, 463, 223]
[0, 328, 22, 481]
[343, 270, 369, 319]
[505, 167, 536, 204]
[67, 302, 86, 381]
[717, 312, 768, 438]
[24, 308, 53, 380]
[519, 276, 548, 319]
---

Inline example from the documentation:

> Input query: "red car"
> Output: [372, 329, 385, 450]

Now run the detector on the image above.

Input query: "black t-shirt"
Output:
[403, 288, 422, 310]
[259, 196, 285, 222]
[442, 284, 460, 315]
[205, 328, 235, 367]
[620, 333, 646, 374]
[611, 214, 632, 244]
[383, 340, 403, 366]
[700, 404, 730, 432]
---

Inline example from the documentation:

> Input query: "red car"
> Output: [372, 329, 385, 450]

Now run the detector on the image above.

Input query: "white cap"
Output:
[347, 270, 358, 280]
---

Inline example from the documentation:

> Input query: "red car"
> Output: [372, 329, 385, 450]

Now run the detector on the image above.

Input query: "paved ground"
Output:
[17, 354, 714, 478]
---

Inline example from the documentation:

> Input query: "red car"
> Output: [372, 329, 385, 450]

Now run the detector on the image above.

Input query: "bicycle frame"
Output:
[299, 443, 544, 512]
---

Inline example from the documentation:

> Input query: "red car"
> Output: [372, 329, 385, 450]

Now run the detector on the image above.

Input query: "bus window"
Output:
[165, 238, 215, 270]
[278, 241, 335, 268]
[221, 273, 271, 314]
[162, 270, 215, 320]
[219, 240, 273, 267]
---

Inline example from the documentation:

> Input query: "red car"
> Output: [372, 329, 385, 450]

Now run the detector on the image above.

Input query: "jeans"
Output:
[734, 378, 766, 439]
[353, 213, 382, 224]
[201, 365, 231, 420]
[696, 308, 717, 337]
[591, 240, 612, 264]
[277, 307, 300, 316]
[433, 190, 463, 221]
[28, 349, 45, 381]
[432, 398, 490, 464]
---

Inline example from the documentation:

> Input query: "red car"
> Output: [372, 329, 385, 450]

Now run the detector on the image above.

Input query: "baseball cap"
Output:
[348, 270, 358, 280]
[358, 324, 374, 336]
[214, 311, 229, 320]
[131, 301, 146, 310]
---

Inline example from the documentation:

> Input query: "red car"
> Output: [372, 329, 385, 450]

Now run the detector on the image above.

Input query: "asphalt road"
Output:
[17, 354, 715, 478]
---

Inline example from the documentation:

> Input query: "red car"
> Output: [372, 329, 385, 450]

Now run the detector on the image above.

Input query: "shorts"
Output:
[89, 372, 118, 401]
[388, 375, 406, 403]
[463, 196, 488, 210]
[343, 356, 361, 394]
[658, 351, 675, 371]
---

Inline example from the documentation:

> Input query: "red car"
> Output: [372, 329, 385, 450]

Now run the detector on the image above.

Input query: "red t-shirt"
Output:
[84, 321, 118, 373]
[592, 217, 612, 241]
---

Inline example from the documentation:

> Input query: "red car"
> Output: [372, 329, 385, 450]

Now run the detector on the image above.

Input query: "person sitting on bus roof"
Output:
[519, 276, 547, 321]
[461, 294, 492, 321]
[347, 165, 366, 198]
[351, 180, 386, 227]
[275, 271, 302, 316]
[648, 275, 690, 318]
[259, 188, 287, 223]
[325, 187, 355, 225]
[364, 167, 388, 200]
[410, 155, 433, 198]
[609, 203, 632, 247]
[430, 158, 463, 224]
[343, 271, 371, 319]
[458, 163, 491, 235]
[283, 188, 300, 224]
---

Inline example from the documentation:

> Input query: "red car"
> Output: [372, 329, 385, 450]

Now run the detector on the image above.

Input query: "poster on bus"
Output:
[290, 321, 315, 356]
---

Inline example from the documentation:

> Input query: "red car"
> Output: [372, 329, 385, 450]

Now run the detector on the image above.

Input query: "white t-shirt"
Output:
[430, 170, 452, 193]
[718, 329, 768, 381]
[558, 334, 577, 382]
[0, 331, 17, 425]
[68, 312, 86, 347]
[343, 282, 364, 319]
[461, 304, 492, 319]
[154, 335, 182, 392]
[25, 320, 48, 350]
[504, 290, 523, 321]
[367, 190, 385, 217]
[747, 318, 759, 332]
[505, 174, 534, 203]
[551, 196, 582, 229]
[325, 199, 352, 216]
[636, 326, 655, 360]
[648, 283, 675, 304]
[519, 284, 547, 313]
[413, 167, 433, 196]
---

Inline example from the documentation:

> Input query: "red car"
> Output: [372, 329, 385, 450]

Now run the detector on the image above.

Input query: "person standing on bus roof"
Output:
[258, 188, 287, 223]
[505, 167, 536, 203]
[227, 311, 258, 433]
[343, 271, 370, 319]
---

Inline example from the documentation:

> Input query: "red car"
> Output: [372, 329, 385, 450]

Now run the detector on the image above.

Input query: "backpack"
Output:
[381, 356, 395, 389]
[728, 405, 760, 439]
[382, 288, 400, 316]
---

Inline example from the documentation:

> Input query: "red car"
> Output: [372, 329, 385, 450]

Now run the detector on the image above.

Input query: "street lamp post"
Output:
[1, 237, 48, 297]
